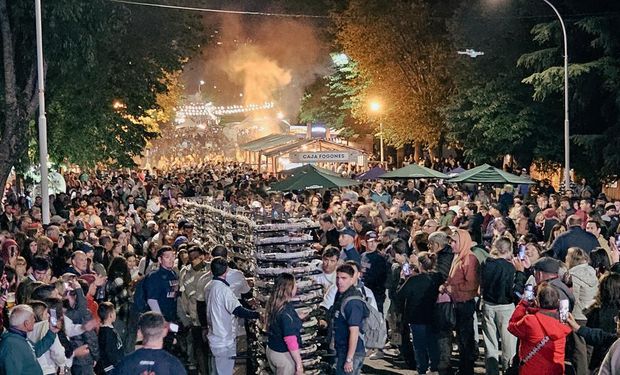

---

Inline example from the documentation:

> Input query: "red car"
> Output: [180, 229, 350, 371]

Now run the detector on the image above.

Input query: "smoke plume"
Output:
[186, 13, 330, 124]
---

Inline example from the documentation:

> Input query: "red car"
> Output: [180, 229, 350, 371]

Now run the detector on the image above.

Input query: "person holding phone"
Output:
[508, 283, 572, 374]
[0, 304, 61, 374]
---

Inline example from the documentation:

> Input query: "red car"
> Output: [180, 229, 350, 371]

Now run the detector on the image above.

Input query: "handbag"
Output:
[434, 292, 456, 331]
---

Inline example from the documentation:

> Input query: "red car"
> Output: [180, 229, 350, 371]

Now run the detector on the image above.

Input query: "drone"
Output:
[457, 49, 485, 58]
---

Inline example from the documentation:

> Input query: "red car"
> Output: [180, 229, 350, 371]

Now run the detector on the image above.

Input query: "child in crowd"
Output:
[96, 302, 124, 374]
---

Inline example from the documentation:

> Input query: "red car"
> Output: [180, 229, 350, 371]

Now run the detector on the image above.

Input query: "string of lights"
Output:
[175, 101, 275, 124]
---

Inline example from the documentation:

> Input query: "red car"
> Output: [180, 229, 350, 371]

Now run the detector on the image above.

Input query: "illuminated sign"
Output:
[290, 151, 357, 163]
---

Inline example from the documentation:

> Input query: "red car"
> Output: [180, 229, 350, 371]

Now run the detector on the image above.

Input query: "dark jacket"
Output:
[548, 277, 576, 312]
[585, 304, 620, 369]
[550, 226, 599, 262]
[64, 288, 100, 366]
[402, 188, 420, 204]
[576, 325, 617, 350]
[96, 326, 124, 374]
[386, 263, 403, 300]
[394, 271, 442, 325]
[461, 213, 483, 244]
[480, 257, 516, 305]
[360, 251, 388, 301]
[542, 218, 559, 242]
[434, 245, 454, 284]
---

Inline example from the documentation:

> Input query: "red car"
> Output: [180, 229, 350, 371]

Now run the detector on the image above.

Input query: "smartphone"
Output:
[615, 234, 620, 248]
[402, 263, 411, 277]
[559, 299, 569, 323]
[169, 323, 179, 333]
[524, 284, 535, 301]
[50, 308, 58, 327]
[518, 245, 526, 260]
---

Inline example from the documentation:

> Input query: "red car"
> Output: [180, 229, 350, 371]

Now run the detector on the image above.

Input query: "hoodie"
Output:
[568, 263, 598, 321]
[508, 300, 572, 375]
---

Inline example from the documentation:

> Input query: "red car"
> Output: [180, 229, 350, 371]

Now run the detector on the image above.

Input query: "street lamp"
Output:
[494, 0, 570, 189]
[198, 80, 205, 94]
[538, 0, 571, 191]
[369, 100, 384, 164]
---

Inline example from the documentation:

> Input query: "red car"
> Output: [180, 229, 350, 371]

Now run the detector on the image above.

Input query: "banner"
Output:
[290, 151, 358, 163]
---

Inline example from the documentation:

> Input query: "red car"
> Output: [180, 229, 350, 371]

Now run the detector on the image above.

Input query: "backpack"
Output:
[340, 289, 387, 349]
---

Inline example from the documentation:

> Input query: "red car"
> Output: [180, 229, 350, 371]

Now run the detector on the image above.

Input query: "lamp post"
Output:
[369, 101, 384, 164]
[540, 0, 570, 190]
[35, 0, 50, 225]
[198, 80, 205, 94]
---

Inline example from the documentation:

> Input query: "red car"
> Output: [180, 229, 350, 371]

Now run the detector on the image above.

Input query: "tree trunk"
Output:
[0, 161, 12, 197]
[0, 0, 37, 194]
[413, 142, 423, 162]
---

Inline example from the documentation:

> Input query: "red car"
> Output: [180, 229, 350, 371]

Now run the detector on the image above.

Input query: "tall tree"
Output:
[0, 0, 201, 189]
[443, 0, 561, 168]
[517, 1, 620, 180]
[332, 0, 455, 155]
[299, 54, 369, 139]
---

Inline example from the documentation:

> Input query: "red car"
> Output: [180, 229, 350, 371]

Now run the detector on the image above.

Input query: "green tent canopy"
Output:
[448, 164, 535, 184]
[270, 165, 361, 191]
[281, 164, 341, 177]
[381, 164, 448, 179]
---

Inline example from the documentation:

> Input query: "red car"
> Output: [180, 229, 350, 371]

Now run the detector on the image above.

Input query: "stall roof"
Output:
[263, 139, 314, 157]
[448, 164, 535, 184]
[262, 139, 366, 158]
[239, 134, 300, 152]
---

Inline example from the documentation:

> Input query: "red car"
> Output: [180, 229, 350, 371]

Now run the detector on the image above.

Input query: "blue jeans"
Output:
[410, 323, 440, 373]
[335, 352, 365, 375]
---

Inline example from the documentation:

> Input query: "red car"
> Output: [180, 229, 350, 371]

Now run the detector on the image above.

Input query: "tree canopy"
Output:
[332, 0, 454, 150]
[0, 0, 202, 187]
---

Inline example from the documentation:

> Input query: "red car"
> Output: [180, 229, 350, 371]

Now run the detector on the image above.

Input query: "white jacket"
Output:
[27, 321, 66, 375]
[569, 263, 599, 321]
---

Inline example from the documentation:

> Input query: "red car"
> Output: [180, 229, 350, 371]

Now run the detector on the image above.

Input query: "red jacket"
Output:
[86, 294, 100, 325]
[508, 301, 572, 375]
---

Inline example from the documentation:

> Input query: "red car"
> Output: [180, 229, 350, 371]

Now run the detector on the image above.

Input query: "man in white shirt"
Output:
[210, 244, 253, 360]
[313, 246, 340, 292]
[205, 257, 260, 375]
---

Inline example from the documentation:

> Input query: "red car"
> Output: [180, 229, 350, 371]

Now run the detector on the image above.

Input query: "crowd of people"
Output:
[0, 161, 618, 375]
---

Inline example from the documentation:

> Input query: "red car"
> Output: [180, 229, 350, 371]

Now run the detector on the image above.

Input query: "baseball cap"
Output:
[173, 236, 188, 250]
[365, 231, 378, 241]
[339, 227, 356, 238]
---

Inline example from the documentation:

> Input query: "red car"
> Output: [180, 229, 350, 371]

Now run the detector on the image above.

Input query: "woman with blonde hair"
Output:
[565, 247, 598, 354]
[264, 273, 305, 375]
